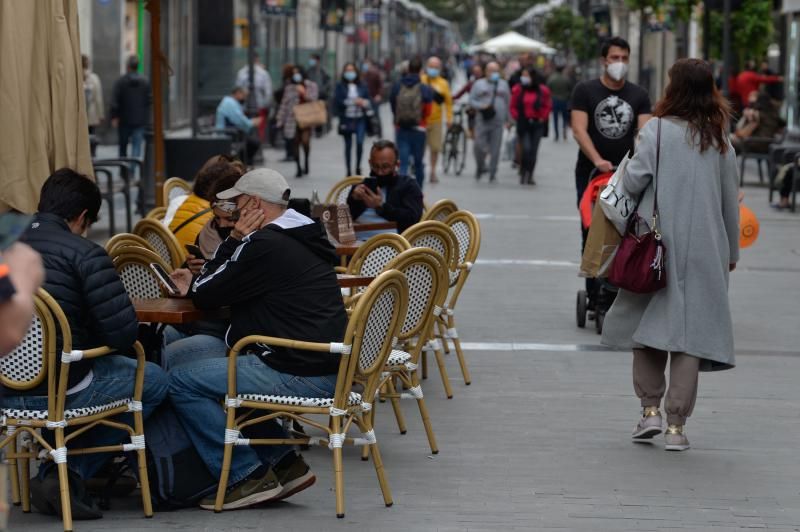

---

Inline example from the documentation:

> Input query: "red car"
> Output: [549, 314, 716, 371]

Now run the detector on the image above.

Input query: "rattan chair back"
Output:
[105, 233, 157, 256]
[0, 291, 55, 392]
[163, 177, 192, 204]
[443, 210, 481, 306]
[145, 206, 167, 221]
[401, 221, 458, 284]
[347, 233, 410, 278]
[111, 248, 172, 299]
[324, 176, 364, 205]
[133, 218, 186, 268]
[422, 199, 458, 222]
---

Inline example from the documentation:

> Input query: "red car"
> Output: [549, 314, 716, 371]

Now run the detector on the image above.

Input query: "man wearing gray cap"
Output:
[167, 168, 347, 510]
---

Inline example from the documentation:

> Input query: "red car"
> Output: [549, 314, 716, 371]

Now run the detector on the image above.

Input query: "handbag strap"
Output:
[653, 118, 661, 232]
[172, 207, 212, 235]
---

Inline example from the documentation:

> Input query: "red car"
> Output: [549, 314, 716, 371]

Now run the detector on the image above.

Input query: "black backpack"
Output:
[142, 402, 218, 510]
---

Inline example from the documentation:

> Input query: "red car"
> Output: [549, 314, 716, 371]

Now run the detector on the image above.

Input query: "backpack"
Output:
[142, 402, 218, 510]
[395, 83, 423, 128]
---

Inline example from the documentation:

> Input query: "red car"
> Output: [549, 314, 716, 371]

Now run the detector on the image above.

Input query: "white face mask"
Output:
[606, 61, 629, 82]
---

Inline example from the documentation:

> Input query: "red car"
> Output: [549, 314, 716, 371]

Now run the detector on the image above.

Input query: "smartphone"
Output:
[0, 213, 32, 250]
[149, 263, 179, 296]
[365, 180, 379, 193]
[184, 244, 205, 259]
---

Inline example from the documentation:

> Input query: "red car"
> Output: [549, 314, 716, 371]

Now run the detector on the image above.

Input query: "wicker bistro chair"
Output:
[362, 248, 449, 457]
[111, 247, 173, 299]
[422, 199, 459, 222]
[324, 176, 364, 205]
[145, 206, 167, 221]
[133, 218, 187, 269]
[0, 289, 152, 532]
[105, 233, 157, 256]
[435, 210, 482, 386]
[163, 177, 192, 204]
[213, 269, 409, 518]
[401, 221, 459, 398]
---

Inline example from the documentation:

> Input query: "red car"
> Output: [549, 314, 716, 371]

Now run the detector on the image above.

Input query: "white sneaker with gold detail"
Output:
[664, 424, 690, 451]
[632, 406, 663, 442]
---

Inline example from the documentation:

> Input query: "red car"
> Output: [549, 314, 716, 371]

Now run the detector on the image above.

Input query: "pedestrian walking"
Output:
[334, 63, 372, 176]
[306, 53, 332, 136]
[546, 65, 572, 141]
[110, 55, 151, 159]
[601, 58, 740, 451]
[454, 63, 483, 139]
[276, 66, 319, 178]
[469, 61, 510, 182]
[421, 56, 453, 184]
[235, 52, 273, 143]
[82, 54, 103, 157]
[390, 57, 433, 188]
[509, 67, 552, 185]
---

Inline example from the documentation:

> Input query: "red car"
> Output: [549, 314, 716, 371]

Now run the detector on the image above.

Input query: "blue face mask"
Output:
[490, 72, 501, 82]
[292, 73, 303, 83]
[426, 67, 440, 78]
[344, 71, 357, 81]
[308, 59, 317, 67]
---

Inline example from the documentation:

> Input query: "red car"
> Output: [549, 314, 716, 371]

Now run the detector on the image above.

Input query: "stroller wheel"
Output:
[576, 290, 588, 328]
[595, 311, 605, 334]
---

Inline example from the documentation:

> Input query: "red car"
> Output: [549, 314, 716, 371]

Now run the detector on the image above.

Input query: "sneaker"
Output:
[632, 406, 663, 442]
[664, 425, 690, 451]
[199, 467, 282, 510]
[273, 453, 316, 501]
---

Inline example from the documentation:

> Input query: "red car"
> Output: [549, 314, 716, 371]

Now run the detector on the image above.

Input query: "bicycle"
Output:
[442, 105, 468, 176]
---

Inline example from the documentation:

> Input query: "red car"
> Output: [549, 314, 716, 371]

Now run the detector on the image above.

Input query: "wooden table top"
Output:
[336, 273, 374, 288]
[353, 221, 397, 232]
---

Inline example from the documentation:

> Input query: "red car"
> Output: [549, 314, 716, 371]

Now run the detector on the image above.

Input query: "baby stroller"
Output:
[576, 169, 619, 334]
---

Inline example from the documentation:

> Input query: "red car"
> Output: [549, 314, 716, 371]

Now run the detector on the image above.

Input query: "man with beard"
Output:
[346, 139, 424, 239]
[215, 86, 263, 164]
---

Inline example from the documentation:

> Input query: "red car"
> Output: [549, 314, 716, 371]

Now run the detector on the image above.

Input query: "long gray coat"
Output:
[601, 117, 740, 371]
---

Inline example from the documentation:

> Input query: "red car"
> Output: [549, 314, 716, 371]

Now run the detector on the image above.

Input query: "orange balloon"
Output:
[739, 204, 759, 249]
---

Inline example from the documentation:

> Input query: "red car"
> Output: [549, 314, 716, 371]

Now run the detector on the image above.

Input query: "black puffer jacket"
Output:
[14, 213, 138, 395]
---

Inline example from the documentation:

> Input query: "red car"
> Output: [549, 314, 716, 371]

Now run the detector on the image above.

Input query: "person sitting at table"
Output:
[346, 139, 424, 239]
[2, 169, 168, 520]
[194, 170, 245, 260]
[166, 168, 347, 510]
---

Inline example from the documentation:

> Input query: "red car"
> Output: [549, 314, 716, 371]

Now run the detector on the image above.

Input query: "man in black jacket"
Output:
[167, 168, 347, 511]
[347, 139, 423, 238]
[1, 169, 168, 519]
[111, 55, 152, 158]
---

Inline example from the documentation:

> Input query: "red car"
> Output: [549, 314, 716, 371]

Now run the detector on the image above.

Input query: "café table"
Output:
[353, 221, 397, 233]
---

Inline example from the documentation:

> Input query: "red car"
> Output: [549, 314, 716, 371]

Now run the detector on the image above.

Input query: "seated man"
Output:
[732, 91, 785, 155]
[346, 139, 424, 239]
[167, 168, 347, 510]
[1, 169, 168, 520]
[215, 86, 262, 164]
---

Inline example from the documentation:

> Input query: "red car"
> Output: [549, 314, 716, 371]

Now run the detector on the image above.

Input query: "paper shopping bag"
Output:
[313, 203, 356, 244]
[580, 201, 622, 278]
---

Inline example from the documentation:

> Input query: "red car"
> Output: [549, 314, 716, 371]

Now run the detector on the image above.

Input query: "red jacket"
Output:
[510, 84, 552, 122]
[735, 70, 781, 106]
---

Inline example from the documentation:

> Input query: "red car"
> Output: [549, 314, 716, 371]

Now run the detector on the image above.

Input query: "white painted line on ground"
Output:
[475, 259, 579, 268]
[473, 213, 579, 222]
[461, 342, 615, 352]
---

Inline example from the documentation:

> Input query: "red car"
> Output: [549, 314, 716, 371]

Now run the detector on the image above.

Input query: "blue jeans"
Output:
[118, 125, 145, 158]
[168, 348, 337, 485]
[1, 356, 168, 480]
[343, 118, 367, 175]
[552, 98, 569, 139]
[396, 127, 426, 188]
[161, 327, 228, 371]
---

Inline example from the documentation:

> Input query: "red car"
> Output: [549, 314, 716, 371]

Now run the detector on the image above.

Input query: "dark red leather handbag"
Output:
[608, 119, 667, 294]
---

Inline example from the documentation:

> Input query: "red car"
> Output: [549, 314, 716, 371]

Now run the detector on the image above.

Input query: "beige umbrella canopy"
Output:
[0, 0, 93, 214]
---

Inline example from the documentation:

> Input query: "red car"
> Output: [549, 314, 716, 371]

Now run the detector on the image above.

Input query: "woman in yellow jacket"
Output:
[169, 157, 244, 247]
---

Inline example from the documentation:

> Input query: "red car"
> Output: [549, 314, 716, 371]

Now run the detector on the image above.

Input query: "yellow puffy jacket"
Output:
[168, 194, 213, 248]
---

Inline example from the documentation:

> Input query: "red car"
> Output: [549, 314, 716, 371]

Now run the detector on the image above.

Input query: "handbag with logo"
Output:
[293, 100, 328, 129]
[599, 151, 635, 235]
[608, 119, 667, 294]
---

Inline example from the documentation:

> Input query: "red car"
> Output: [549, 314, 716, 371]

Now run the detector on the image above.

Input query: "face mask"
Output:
[217, 226, 233, 239]
[344, 71, 357, 82]
[490, 72, 501, 82]
[308, 59, 317, 67]
[370, 169, 396, 187]
[292, 73, 303, 83]
[426, 67, 440, 78]
[606, 61, 629, 82]
[520, 76, 531, 86]
[362, 63, 370, 72]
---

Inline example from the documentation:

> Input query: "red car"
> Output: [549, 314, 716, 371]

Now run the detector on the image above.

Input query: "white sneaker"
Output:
[664, 425, 690, 451]
[632, 406, 663, 442]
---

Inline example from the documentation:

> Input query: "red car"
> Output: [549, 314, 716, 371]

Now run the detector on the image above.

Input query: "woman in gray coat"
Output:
[601, 58, 740, 451]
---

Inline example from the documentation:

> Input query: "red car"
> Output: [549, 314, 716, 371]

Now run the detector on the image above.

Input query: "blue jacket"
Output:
[333, 81, 371, 121]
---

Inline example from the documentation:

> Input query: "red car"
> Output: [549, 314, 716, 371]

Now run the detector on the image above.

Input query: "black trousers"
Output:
[517, 120, 545, 175]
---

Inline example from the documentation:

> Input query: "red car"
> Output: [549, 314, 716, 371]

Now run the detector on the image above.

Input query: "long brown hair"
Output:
[653, 58, 731, 154]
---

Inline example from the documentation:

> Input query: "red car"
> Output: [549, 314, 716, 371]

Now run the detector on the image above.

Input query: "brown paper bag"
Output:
[580, 201, 622, 278]
[312, 203, 356, 243]
[293, 101, 328, 129]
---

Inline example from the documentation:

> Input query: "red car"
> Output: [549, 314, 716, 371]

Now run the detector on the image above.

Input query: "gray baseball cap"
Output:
[216, 168, 291, 206]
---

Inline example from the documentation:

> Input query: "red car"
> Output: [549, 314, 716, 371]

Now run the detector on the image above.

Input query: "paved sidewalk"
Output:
[14, 109, 800, 531]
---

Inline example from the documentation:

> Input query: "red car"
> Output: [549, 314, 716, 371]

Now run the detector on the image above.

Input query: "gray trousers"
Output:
[474, 119, 504, 176]
[633, 347, 700, 426]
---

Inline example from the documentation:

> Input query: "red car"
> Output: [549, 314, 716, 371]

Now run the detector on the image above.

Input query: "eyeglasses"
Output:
[370, 163, 395, 173]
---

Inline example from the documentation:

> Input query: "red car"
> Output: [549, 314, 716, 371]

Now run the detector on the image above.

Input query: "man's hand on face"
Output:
[360, 187, 383, 209]
[169, 268, 193, 297]
[230, 207, 265, 240]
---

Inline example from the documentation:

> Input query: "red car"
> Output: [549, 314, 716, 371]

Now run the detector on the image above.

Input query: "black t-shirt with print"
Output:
[570, 78, 651, 176]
